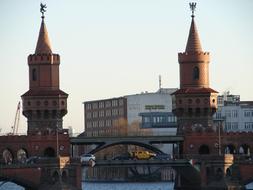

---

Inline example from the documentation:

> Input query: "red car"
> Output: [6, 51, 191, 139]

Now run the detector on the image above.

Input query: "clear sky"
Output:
[0, 0, 253, 134]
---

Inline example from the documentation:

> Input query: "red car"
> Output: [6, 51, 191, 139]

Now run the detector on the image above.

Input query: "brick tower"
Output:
[21, 11, 68, 134]
[172, 3, 218, 134]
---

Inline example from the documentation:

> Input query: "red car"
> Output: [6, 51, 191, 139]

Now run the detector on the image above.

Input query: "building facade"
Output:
[84, 97, 128, 137]
[214, 93, 253, 132]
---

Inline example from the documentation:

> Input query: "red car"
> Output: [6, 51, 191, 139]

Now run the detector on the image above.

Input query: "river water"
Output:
[0, 181, 174, 190]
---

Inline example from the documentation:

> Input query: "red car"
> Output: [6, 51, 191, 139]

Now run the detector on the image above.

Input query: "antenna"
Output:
[159, 75, 162, 91]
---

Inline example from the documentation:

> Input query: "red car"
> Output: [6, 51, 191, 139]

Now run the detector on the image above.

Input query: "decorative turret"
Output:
[172, 3, 218, 134]
[21, 4, 68, 134]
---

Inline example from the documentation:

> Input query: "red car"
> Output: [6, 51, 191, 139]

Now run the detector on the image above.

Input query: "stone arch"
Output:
[198, 144, 210, 154]
[224, 144, 236, 154]
[17, 148, 28, 163]
[239, 144, 250, 155]
[2, 148, 14, 164]
[44, 147, 55, 157]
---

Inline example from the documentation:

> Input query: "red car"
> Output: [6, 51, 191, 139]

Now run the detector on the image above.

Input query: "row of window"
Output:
[86, 99, 124, 110]
[86, 109, 124, 119]
[26, 100, 65, 107]
[143, 116, 177, 124]
[178, 98, 215, 105]
[215, 110, 253, 119]
[86, 119, 120, 128]
[244, 110, 253, 117]
[225, 122, 238, 130]
[245, 122, 253, 130]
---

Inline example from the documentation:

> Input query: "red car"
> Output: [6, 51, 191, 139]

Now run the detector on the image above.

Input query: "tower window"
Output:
[193, 67, 199, 80]
[32, 68, 37, 81]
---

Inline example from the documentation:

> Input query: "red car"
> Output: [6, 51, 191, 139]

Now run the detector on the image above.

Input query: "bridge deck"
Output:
[70, 135, 184, 145]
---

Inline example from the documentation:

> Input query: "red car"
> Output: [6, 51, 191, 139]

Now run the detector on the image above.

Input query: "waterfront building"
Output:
[214, 93, 253, 132]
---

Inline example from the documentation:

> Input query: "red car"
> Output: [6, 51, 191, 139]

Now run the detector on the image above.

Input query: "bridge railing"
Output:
[71, 131, 178, 138]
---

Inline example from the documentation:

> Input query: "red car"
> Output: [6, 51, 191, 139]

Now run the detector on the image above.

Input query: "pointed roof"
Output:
[35, 17, 52, 54]
[185, 16, 202, 53]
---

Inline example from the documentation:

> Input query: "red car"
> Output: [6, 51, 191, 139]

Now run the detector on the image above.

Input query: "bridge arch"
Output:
[2, 148, 14, 164]
[224, 144, 236, 154]
[17, 148, 28, 163]
[239, 144, 250, 155]
[0, 176, 35, 189]
[88, 141, 164, 154]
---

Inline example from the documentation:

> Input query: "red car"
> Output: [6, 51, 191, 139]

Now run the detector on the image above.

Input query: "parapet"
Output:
[28, 53, 60, 64]
[178, 51, 210, 63]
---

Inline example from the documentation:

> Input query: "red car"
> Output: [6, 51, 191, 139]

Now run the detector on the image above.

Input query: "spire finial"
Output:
[189, 2, 197, 18]
[40, 3, 47, 19]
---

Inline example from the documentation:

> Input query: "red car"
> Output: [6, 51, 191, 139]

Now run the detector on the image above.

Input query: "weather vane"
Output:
[189, 2, 197, 17]
[40, 3, 47, 18]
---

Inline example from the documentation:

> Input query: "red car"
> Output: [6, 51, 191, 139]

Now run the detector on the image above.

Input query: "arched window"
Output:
[193, 67, 199, 80]
[17, 148, 28, 163]
[32, 68, 37, 81]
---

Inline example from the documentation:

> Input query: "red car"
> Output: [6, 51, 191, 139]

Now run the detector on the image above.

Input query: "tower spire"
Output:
[35, 3, 52, 54]
[185, 2, 202, 53]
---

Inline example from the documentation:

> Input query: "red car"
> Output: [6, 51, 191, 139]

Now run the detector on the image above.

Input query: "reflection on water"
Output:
[83, 182, 174, 190]
[0, 181, 174, 190]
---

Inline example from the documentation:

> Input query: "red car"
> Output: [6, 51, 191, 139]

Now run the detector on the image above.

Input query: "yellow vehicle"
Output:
[131, 151, 156, 160]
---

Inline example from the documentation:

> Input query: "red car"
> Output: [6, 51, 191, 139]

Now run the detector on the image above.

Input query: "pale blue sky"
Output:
[0, 0, 253, 133]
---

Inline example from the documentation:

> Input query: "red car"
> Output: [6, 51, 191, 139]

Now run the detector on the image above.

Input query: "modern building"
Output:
[84, 97, 127, 137]
[126, 88, 178, 135]
[214, 93, 253, 132]
[83, 88, 178, 136]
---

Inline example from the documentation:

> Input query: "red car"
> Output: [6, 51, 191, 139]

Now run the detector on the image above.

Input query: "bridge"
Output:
[70, 134, 184, 154]
[0, 157, 82, 190]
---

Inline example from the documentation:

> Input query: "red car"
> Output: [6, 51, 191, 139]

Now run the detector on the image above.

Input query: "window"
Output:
[86, 112, 91, 119]
[225, 111, 231, 118]
[92, 103, 98, 109]
[32, 68, 37, 81]
[193, 66, 199, 80]
[225, 122, 231, 130]
[118, 108, 124, 115]
[105, 110, 111, 117]
[112, 109, 118, 116]
[99, 110, 104, 117]
[231, 122, 238, 130]
[119, 99, 124, 106]
[86, 104, 91, 110]
[99, 102, 104, 108]
[232, 110, 238, 118]
[244, 110, 251, 117]
[245, 122, 253, 130]
[99, 120, 104, 127]
[92, 111, 98, 118]
[105, 101, 111, 108]
[112, 100, 118, 107]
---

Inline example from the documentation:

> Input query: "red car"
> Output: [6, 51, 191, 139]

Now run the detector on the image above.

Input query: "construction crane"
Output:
[11, 101, 21, 135]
